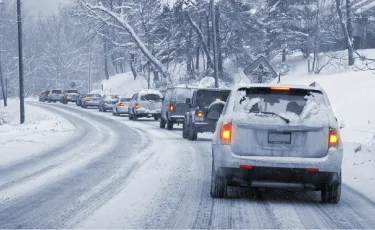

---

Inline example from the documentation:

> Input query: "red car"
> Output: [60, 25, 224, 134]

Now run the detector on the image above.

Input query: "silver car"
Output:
[112, 97, 132, 116]
[211, 82, 344, 203]
[128, 90, 163, 121]
[82, 93, 102, 108]
[48, 89, 63, 103]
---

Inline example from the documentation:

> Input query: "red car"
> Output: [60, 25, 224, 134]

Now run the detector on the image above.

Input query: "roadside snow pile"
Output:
[0, 99, 74, 166]
[94, 72, 149, 97]
[198, 76, 229, 88]
[270, 49, 375, 200]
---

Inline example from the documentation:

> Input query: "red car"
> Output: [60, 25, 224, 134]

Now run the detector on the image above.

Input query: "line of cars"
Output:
[39, 82, 344, 203]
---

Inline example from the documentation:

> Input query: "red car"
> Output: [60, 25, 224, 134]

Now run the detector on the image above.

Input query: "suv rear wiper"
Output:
[250, 111, 290, 124]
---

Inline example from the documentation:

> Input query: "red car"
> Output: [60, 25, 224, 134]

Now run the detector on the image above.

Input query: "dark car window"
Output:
[45, 90, 50, 94]
[164, 89, 173, 101]
[66, 90, 78, 93]
[140, 94, 161, 101]
[195, 90, 231, 108]
[173, 88, 194, 102]
[121, 98, 131, 102]
[87, 94, 101, 97]
[52, 90, 62, 94]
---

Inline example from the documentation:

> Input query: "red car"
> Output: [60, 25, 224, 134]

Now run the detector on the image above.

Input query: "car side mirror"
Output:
[339, 120, 346, 129]
[185, 98, 191, 105]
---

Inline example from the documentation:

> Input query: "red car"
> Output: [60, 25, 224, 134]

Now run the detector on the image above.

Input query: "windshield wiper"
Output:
[250, 111, 290, 124]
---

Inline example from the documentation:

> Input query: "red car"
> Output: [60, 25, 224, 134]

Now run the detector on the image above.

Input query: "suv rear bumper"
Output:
[169, 115, 184, 123]
[217, 166, 339, 190]
[213, 144, 343, 175]
[194, 121, 217, 133]
[135, 109, 161, 117]
[48, 97, 63, 101]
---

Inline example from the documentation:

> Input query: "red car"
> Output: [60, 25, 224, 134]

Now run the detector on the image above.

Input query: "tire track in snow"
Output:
[0, 103, 146, 228]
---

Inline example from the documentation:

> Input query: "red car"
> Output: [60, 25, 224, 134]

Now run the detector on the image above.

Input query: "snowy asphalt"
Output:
[0, 102, 375, 228]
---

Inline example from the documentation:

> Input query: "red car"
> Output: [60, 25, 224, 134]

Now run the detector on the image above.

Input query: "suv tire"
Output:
[167, 120, 174, 130]
[321, 172, 341, 204]
[188, 122, 197, 140]
[182, 119, 188, 138]
[210, 163, 227, 198]
[160, 118, 166, 128]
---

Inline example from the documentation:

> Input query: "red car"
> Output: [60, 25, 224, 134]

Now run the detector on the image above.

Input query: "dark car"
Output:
[76, 93, 86, 106]
[160, 85, 200, 130]
[62, 89, 79, 104]
[99, 94, 119, 112]
[39, 90, 49, 102]
[183, 88, 231, 140]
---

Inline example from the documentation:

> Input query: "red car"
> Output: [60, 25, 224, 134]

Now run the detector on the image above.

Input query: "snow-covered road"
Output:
[1, 102, 375, 228]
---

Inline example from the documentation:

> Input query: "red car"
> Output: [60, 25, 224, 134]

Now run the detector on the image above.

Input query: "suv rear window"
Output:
[173, 88, 194, 101]
[196, 90, 231, 108]
[52, 90, 62, 94]
[87, 94, 101, 97]
[121, 98, 131, 102]
[66, 90, 78, 93]
[235, 87, 325, 115]
[140, 94, 162, 101]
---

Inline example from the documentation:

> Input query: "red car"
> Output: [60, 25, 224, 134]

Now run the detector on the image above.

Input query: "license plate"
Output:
[268, 132, 291, 144]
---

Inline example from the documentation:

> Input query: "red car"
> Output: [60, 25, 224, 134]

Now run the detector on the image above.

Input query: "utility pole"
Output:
[0, 0, 6, 107]
[17, 0, 25, 124]
[88, 44, 91, 92]
[211, 0, 219, 88]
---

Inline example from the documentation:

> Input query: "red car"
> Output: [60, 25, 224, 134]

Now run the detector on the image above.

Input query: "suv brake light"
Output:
[220, 123, 232, 145]
[169, 104, 175, 112]
[195, 110, 204, 121]
[329, 128, 338, 148]
[119, 102, 124, 106]
[86, 98, 90, 101]
[135, 103, 139, 109]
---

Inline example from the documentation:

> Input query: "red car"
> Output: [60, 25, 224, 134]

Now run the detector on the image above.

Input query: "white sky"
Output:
[24, 0, 71, 16]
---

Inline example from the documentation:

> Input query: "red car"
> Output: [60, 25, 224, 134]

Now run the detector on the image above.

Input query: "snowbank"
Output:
[268, 49, 375, 200]
[0, 99, 74, 166]
[94, 72, 149, 97]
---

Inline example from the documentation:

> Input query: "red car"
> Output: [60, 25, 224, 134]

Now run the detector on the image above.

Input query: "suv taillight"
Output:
[329, 128, 339, 148]
[169, 104, 174, 112]
[220, 123, 232, 145]
[195, 110, 204, 121]
[86, 98, 90, 101]
[135, 103, 139, 109]
[119, 102, 124, 106]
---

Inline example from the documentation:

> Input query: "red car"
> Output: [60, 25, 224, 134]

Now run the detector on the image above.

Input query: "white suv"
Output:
[128, 89, 163, 121]
[211, 82, 344, 203]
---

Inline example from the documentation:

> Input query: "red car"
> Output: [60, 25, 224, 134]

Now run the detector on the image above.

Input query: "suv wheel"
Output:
[182, 119, 188, 138]
[188, 122, 198, 140]
[133, 110, 138, 121]
[116, 109, 120, 116]
[128, 112, 133, 120]
[321, 172, 341, 204]
[103, 107, 107, 112]
[160, 118, 166, 128]
[210, 162, 227, 198]
[167, 120, 174, 130]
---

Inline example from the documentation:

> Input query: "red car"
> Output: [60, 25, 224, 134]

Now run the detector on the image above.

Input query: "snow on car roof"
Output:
[233, 83, 323, 91]
[138, 89, 162, 94]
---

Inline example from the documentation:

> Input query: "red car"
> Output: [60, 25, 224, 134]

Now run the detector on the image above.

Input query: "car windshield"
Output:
[66, 90, 78, 93]
[196, 90, 231, 108]
[52, 90, 62, 94]
[140, 94, 162, 101]
[235, 87, 326, 115]
[87, 94, 101, 97]
[173, 88, 194, 101]
[121, 98, 131, 102]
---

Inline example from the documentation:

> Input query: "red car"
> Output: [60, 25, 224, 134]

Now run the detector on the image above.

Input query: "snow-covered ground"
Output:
[0, 99, 74, 167]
